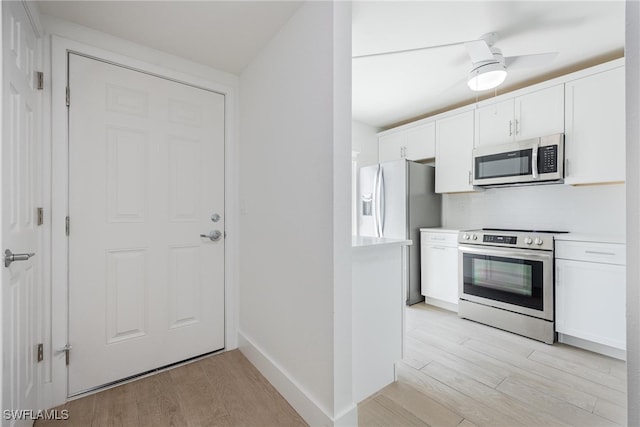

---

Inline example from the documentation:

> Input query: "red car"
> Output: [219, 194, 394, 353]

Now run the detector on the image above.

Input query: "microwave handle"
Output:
[532, 141, 539, 179]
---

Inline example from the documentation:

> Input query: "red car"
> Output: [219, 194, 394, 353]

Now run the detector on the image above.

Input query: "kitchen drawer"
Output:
[555, 241, 625, 265]
[421, 231, 458, 246]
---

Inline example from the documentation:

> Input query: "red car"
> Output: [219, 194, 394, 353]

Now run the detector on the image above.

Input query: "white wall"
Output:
[238, 2, 354, 425]
[352, 120, 379, 168]
[40, 14, 238, 88]
[443, 183, 625, 237]
[625, 1, 639, 423]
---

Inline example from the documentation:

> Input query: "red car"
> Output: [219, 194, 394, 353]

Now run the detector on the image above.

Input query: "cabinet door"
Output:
[475, 98, 514, 147]
[515, 84, 564, 140]
[435, 110, 475, 193]
[421, 243, 458, 304]
[378, 131, 405, 163]
[406, 122, 436, 160]
[556, 259, 626, 349]
[564, 67, 625, 185]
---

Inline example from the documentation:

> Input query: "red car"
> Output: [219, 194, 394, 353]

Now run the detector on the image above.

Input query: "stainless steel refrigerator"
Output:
[358, 159, 441, 305]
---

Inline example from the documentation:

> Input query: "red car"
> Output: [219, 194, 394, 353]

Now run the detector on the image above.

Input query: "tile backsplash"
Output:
[442, 183, 625, 237]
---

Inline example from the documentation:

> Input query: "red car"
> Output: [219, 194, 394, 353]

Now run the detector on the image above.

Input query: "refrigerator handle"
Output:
[372, 165, 380, 237]
[375, 166, 385, 237]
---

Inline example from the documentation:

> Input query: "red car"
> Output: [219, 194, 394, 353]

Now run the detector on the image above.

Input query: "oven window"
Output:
[475, 149, 532, 179]
[462, 253, 544, 310]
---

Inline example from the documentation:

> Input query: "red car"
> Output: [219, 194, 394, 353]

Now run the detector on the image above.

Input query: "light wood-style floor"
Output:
[35, 349, 307, 427]
[359, 304, 627, 427]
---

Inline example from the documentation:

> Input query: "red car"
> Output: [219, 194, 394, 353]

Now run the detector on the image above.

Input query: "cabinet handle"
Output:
[565, 158, 569, 177]
[468, 170, 472, 184]
[515, 119, 520, 135]
[509, 120, 513, 136]
[430, 246, 447, 250]
[585, 250, 617, 256]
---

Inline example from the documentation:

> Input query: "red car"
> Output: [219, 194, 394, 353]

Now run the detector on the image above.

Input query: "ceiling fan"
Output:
[353, 32, 558, 92]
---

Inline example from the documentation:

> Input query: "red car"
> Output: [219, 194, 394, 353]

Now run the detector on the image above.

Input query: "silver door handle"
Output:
[200, 230, 222, 242]
[532, 141, 539, 179]
[4, 249, 35, 268]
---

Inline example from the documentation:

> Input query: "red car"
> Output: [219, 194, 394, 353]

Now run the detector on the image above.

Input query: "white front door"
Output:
[2, 1, 41, 425]
[67, 54, 225, 395]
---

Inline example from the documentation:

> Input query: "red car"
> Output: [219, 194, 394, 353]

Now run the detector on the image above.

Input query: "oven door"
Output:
[458, 244, 554, 321]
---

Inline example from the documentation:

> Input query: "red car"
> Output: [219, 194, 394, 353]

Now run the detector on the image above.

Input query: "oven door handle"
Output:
[458, 244, 553, 262]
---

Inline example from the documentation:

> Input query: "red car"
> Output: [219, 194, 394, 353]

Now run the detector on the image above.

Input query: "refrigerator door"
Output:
[359, 164, 379, 237]
[379, 160, 408, 239]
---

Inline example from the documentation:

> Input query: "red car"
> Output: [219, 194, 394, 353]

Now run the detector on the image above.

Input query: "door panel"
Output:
[2, 1, 40, 424]
[68, 54, 225, 395]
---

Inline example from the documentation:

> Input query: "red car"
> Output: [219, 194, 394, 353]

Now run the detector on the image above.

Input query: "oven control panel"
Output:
[459, 230, 555, 251]
[483, 235, 517, 245]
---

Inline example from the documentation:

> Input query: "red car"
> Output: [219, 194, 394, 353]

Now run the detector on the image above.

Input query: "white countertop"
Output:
[554, 233, 626, 244]
[352, 236, 412, 249]
[419, 227, 461, 234]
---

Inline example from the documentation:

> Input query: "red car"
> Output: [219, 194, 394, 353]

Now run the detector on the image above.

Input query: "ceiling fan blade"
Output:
[464, 39, 494, 64]
[352, 40, 471, 59]
[505, 52, 559, 69]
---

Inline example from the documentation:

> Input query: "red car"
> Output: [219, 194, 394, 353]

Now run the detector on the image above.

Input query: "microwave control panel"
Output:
[538, 145, 558, 173]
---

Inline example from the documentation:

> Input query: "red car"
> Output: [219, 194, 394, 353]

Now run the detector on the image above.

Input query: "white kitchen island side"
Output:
[352, 236, 411, 403]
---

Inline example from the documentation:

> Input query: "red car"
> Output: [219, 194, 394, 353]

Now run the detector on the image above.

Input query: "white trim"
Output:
[48, 35, 239, 408]
[238, 331, 357, 427]
[21, 0, 43, 38]
[558, 333, 626, 361]
[423, 298, 459, 313]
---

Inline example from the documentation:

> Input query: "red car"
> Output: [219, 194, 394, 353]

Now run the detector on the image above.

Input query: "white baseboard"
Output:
[238, 331, 357, 426]
[558, 333, 626, 360]
[424, 297, 458, 313]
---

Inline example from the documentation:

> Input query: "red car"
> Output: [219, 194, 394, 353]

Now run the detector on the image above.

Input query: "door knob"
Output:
[4, 249, 35, 268]
[200, 230, 222, 242]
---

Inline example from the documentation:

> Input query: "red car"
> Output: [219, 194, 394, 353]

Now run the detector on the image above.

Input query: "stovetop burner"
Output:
[482, 228, 569, 234]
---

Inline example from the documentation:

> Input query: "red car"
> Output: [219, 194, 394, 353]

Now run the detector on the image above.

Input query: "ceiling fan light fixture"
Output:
[467, 61, 507, 91]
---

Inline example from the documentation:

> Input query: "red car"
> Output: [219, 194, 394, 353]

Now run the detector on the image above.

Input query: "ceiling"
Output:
[352, 1, 625, 129]
[36, 1, 302, 75]
[36, 1, 625, 131]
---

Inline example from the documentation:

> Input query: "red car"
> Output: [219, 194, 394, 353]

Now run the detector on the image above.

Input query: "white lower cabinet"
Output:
[555, 240, 626, 352]
[420, 230, 459, 310]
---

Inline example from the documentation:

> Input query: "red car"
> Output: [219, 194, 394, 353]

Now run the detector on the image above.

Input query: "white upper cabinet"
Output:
[475, 85, 565, 147]
[564, 66, 625, 185]
[475, 98, 514, 146]
[406, 122, 436, 160]
[379, 122, 436, 163]
[378, 131, 405, 163]
[436, 110, 475, 193]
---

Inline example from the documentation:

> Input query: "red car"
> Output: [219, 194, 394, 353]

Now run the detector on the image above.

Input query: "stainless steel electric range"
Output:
[458, 228, 567, 344]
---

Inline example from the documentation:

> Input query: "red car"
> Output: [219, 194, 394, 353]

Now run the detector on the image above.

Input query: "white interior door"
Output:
[67, 54, 225, 395]
[2, 1, 41, 425]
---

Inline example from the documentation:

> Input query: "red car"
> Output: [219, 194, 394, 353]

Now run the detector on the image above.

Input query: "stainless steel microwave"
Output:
[472, 134, 564, 187]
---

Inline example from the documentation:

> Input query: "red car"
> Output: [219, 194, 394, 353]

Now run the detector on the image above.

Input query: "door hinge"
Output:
[36, 71, 44, 90]
[65, 216, 70, 236]
[37, 343, 44, 362]
[36, 207, 44, 226]
[65, 86, 70, 107]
